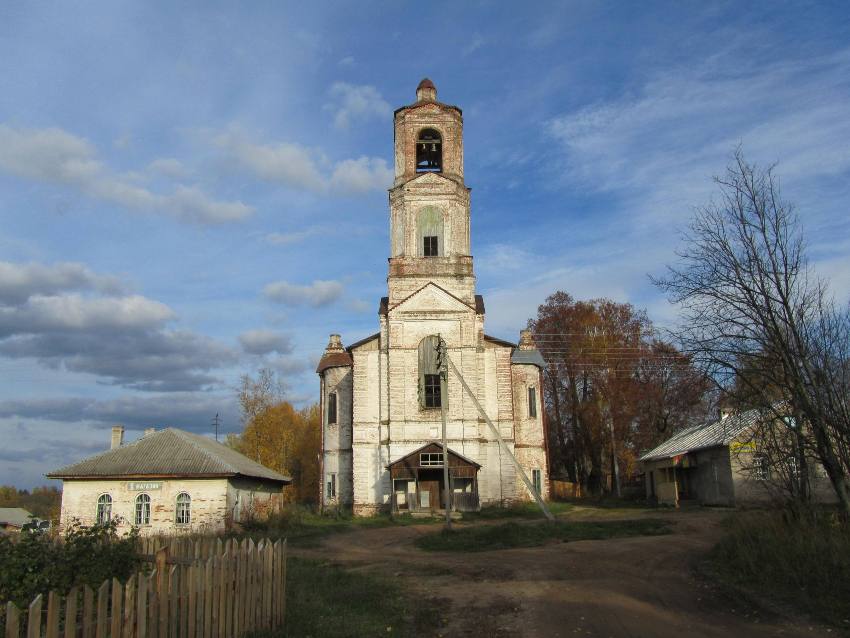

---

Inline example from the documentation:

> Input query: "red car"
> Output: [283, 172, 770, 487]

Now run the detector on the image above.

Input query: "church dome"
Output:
[416, 78, 437, 101]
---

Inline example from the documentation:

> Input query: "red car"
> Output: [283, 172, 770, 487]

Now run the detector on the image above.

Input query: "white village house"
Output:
[317, 79, 550, 515]
[47, 426, 291, 534]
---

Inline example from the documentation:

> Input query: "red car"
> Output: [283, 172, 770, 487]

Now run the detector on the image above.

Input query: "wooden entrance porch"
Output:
[387, 442, 481, 513]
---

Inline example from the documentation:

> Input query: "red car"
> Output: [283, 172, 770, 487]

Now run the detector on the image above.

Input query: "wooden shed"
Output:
[387, 442, 480, 513]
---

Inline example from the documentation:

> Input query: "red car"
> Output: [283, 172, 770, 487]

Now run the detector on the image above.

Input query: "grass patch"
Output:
[235, 506, 437, 548]
[461, 501, 574, 521]
[709, 509, 850, 627]
[249, 557, 437, 638]
[414, 518, 672, 552]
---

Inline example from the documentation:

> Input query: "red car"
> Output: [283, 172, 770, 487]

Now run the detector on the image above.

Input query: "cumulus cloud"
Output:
[0, 261, 124, 305]
[0, 260, 237, 391]
[0, 125, 252, 224]
[215, 128, 391, 194]
[263, 279, 344, 307]
[238, 329, 293, 355]
[326, 82, 390, 129]
[0, 393, 240, 432]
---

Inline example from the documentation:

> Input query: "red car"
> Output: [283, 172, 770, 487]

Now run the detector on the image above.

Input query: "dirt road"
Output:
[295, 508, 834, 637]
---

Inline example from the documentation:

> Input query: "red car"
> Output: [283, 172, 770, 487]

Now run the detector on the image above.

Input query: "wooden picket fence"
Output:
[3, 537, 286, 638]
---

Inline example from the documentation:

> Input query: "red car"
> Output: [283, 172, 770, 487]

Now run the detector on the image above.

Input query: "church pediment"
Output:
[389, 282, 475, 316]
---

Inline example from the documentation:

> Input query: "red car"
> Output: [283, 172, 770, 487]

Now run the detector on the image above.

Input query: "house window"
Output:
[787, 456, 800, 480]
[532, 469, 542, 495]
[424, 374, 442, 408]
[96, 494, 112, 524]
[528, 386, 537, 418]
[752, 454, 770, 481]
[415, 128, 442, 172]
[326, 473, 337, 499]
[423, 236, 438, 257]
[175, 492, 191, 525]
[327, 391, 337, 425]
[420, 452, 444, 467]
[134, 493, 151, 526]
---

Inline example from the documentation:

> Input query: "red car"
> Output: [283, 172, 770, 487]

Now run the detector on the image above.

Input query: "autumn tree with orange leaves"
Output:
[530, 292, 711, 495]
[228, 369, 321, 504]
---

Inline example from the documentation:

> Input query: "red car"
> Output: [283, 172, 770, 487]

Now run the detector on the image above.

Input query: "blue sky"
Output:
[1, 2, 848, 487]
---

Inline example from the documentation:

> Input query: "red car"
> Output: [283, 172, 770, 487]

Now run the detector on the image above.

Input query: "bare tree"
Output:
[653, 149, 850, 516]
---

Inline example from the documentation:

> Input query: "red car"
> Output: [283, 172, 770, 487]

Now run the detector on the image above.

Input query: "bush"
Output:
[0, 519, 141, 610]
[710, 509, 850, 625]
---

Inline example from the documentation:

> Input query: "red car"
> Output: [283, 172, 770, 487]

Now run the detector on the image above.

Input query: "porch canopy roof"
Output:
[387, 442, 480, 479]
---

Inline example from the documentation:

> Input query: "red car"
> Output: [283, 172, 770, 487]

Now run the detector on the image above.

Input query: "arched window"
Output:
[175, 492, 191, 525]
[417, 207, 443, 257]
[416, 128, 442, 172]
[418, 335, 442, 409]
[134, 493, 151, 526]
[96, 494, 112, 524]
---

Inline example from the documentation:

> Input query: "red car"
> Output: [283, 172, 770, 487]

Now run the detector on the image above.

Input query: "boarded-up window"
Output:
[418, 335, 442, 409]
[528, 386, 537, 418]
[417, 207, 443, 257]
[327, 391, 337, 424]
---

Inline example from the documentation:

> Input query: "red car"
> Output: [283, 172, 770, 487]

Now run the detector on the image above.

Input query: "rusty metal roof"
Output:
[315, 351, 353, 373]
[47, 428, 291, 483]
[639, 408, 762, 461]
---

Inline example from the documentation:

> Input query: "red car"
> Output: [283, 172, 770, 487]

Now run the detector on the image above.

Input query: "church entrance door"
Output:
[418, 469, 443, 510]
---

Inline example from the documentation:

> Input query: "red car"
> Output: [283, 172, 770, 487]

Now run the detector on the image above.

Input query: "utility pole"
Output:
[438, 336, 452, 531]
[212, 413, 220, 442]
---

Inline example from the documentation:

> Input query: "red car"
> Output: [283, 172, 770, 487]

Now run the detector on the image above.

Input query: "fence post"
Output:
[82, 585, 94, 638]
[187, 564, 196, 638]
[282, 539, 287, 628]
[64, 587, 78, 638]
[136, 572, 147, 638]
[122, 575, 135, 638]
[168, 566, 179, 638]
[203, 558, 213, 638]
[110, 578, 122, 638]
[157, 565, 169, 638]
[45, 590, 60, 638]
[155, 546, 169, 595]
[147, 569, 158, 638]
[95, 581, 109, 638]
[26, 594, 42, 638]
[264, 543, 273, 630]
[5, 601, 20, 638]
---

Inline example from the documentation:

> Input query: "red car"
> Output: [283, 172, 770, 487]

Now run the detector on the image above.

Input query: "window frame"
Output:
[423, 373, 442, 408]
[96, 493, 112, 525]
[420, 452, 445, 467]
[327, 390, 338, 425]
[528, 386, 537, 418]
[134, 493, 151, 526]
[532, 469, 542, 495]
[423, 235, 438, 257]
[752, 454, 770, 481]
[326, 472, 337, 500]
[175, 492, 191, 526]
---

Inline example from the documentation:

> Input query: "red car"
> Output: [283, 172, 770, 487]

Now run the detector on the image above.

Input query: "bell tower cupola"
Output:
[387, 80, 475, 306]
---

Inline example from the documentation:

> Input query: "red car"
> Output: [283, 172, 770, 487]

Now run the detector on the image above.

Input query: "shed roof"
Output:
[0, 507, 33, 527]
[47, 428, 291, 484]
[386, 441, 481, 469]
[639, 408, 762, 461]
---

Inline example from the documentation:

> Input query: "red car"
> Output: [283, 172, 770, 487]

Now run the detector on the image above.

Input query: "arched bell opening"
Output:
[416, 128, 442, 173]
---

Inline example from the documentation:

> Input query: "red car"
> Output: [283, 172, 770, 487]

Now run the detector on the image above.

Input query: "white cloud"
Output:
[0, 125, 253, 224]
[326, 82, 390, 129]
[215, 128, 392, 194]
[329, 157, 393, 193]
[238, 329, 293, 355]
[0, 261, 124, 305]
[263, 279, 344, 307]
[147, 157, 190, 179]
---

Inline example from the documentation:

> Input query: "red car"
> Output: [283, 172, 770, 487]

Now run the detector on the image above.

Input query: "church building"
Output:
[317, 79, 550, 515]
